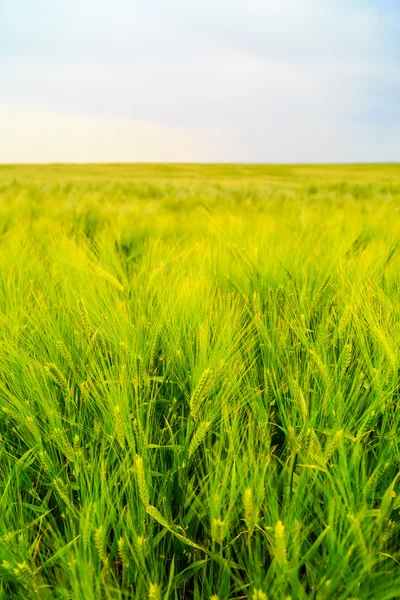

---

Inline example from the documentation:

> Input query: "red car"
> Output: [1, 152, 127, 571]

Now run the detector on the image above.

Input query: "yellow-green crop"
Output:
[1, 163, 400, 599]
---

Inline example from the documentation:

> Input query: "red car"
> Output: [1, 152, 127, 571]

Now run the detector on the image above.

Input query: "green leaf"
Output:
[171, 560, 208, 587]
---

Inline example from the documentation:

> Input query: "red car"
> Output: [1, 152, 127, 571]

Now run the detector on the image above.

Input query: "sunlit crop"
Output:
[1, 163, 400, 599]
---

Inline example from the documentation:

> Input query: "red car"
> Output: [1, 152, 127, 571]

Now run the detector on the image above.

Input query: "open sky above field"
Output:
[0, 0, 399, 163]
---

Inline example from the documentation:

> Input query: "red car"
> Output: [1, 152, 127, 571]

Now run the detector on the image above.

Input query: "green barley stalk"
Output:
[94, 525, 108, 563]
[135, 454, 150, 507]
[114, 405, 125, 449]
[188, 421, 211, 459]
[190, 368, 213, 420]
[243, 487, 258, 536]
[45, 363, 68, 390]
[117, 537, 130, 568]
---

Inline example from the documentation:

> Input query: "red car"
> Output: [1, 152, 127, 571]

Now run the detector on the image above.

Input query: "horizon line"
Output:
[1, 161, 399, 167]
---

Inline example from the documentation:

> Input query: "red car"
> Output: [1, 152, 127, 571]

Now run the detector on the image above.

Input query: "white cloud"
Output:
[0, 0, 398, 161]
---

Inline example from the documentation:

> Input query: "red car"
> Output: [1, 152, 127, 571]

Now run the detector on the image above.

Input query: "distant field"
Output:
[1, 164, 400, 599]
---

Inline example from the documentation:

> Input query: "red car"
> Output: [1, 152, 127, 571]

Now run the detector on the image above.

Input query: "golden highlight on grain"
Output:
[252, 591, 268, 600]
[149, 583, 161, 600]
[135, 454, 150, 507]
[243, 487, 258, 536]
[274, 520, 287, 566]
[211, 518, 227, 546]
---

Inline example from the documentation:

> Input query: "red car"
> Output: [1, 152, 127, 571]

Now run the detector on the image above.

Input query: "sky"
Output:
[0, 0, 399, 163]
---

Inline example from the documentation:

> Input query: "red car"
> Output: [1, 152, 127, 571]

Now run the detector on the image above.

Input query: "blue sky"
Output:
[0, 0, 399, 162]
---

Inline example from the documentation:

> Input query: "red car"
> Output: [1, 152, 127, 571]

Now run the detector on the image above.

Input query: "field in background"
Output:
[1, 164, 400, 599]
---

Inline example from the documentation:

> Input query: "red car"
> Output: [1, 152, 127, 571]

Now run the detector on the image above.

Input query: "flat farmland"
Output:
[1, 164, 400, 599]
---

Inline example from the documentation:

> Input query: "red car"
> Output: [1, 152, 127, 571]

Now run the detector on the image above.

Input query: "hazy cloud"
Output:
[0, 0, 398, 162]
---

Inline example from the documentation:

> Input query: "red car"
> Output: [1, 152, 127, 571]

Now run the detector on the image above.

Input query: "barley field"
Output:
[1, 164, 400, 600]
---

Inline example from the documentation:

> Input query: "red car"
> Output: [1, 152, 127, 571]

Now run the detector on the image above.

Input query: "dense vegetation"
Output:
[1, 164, 400, 599]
